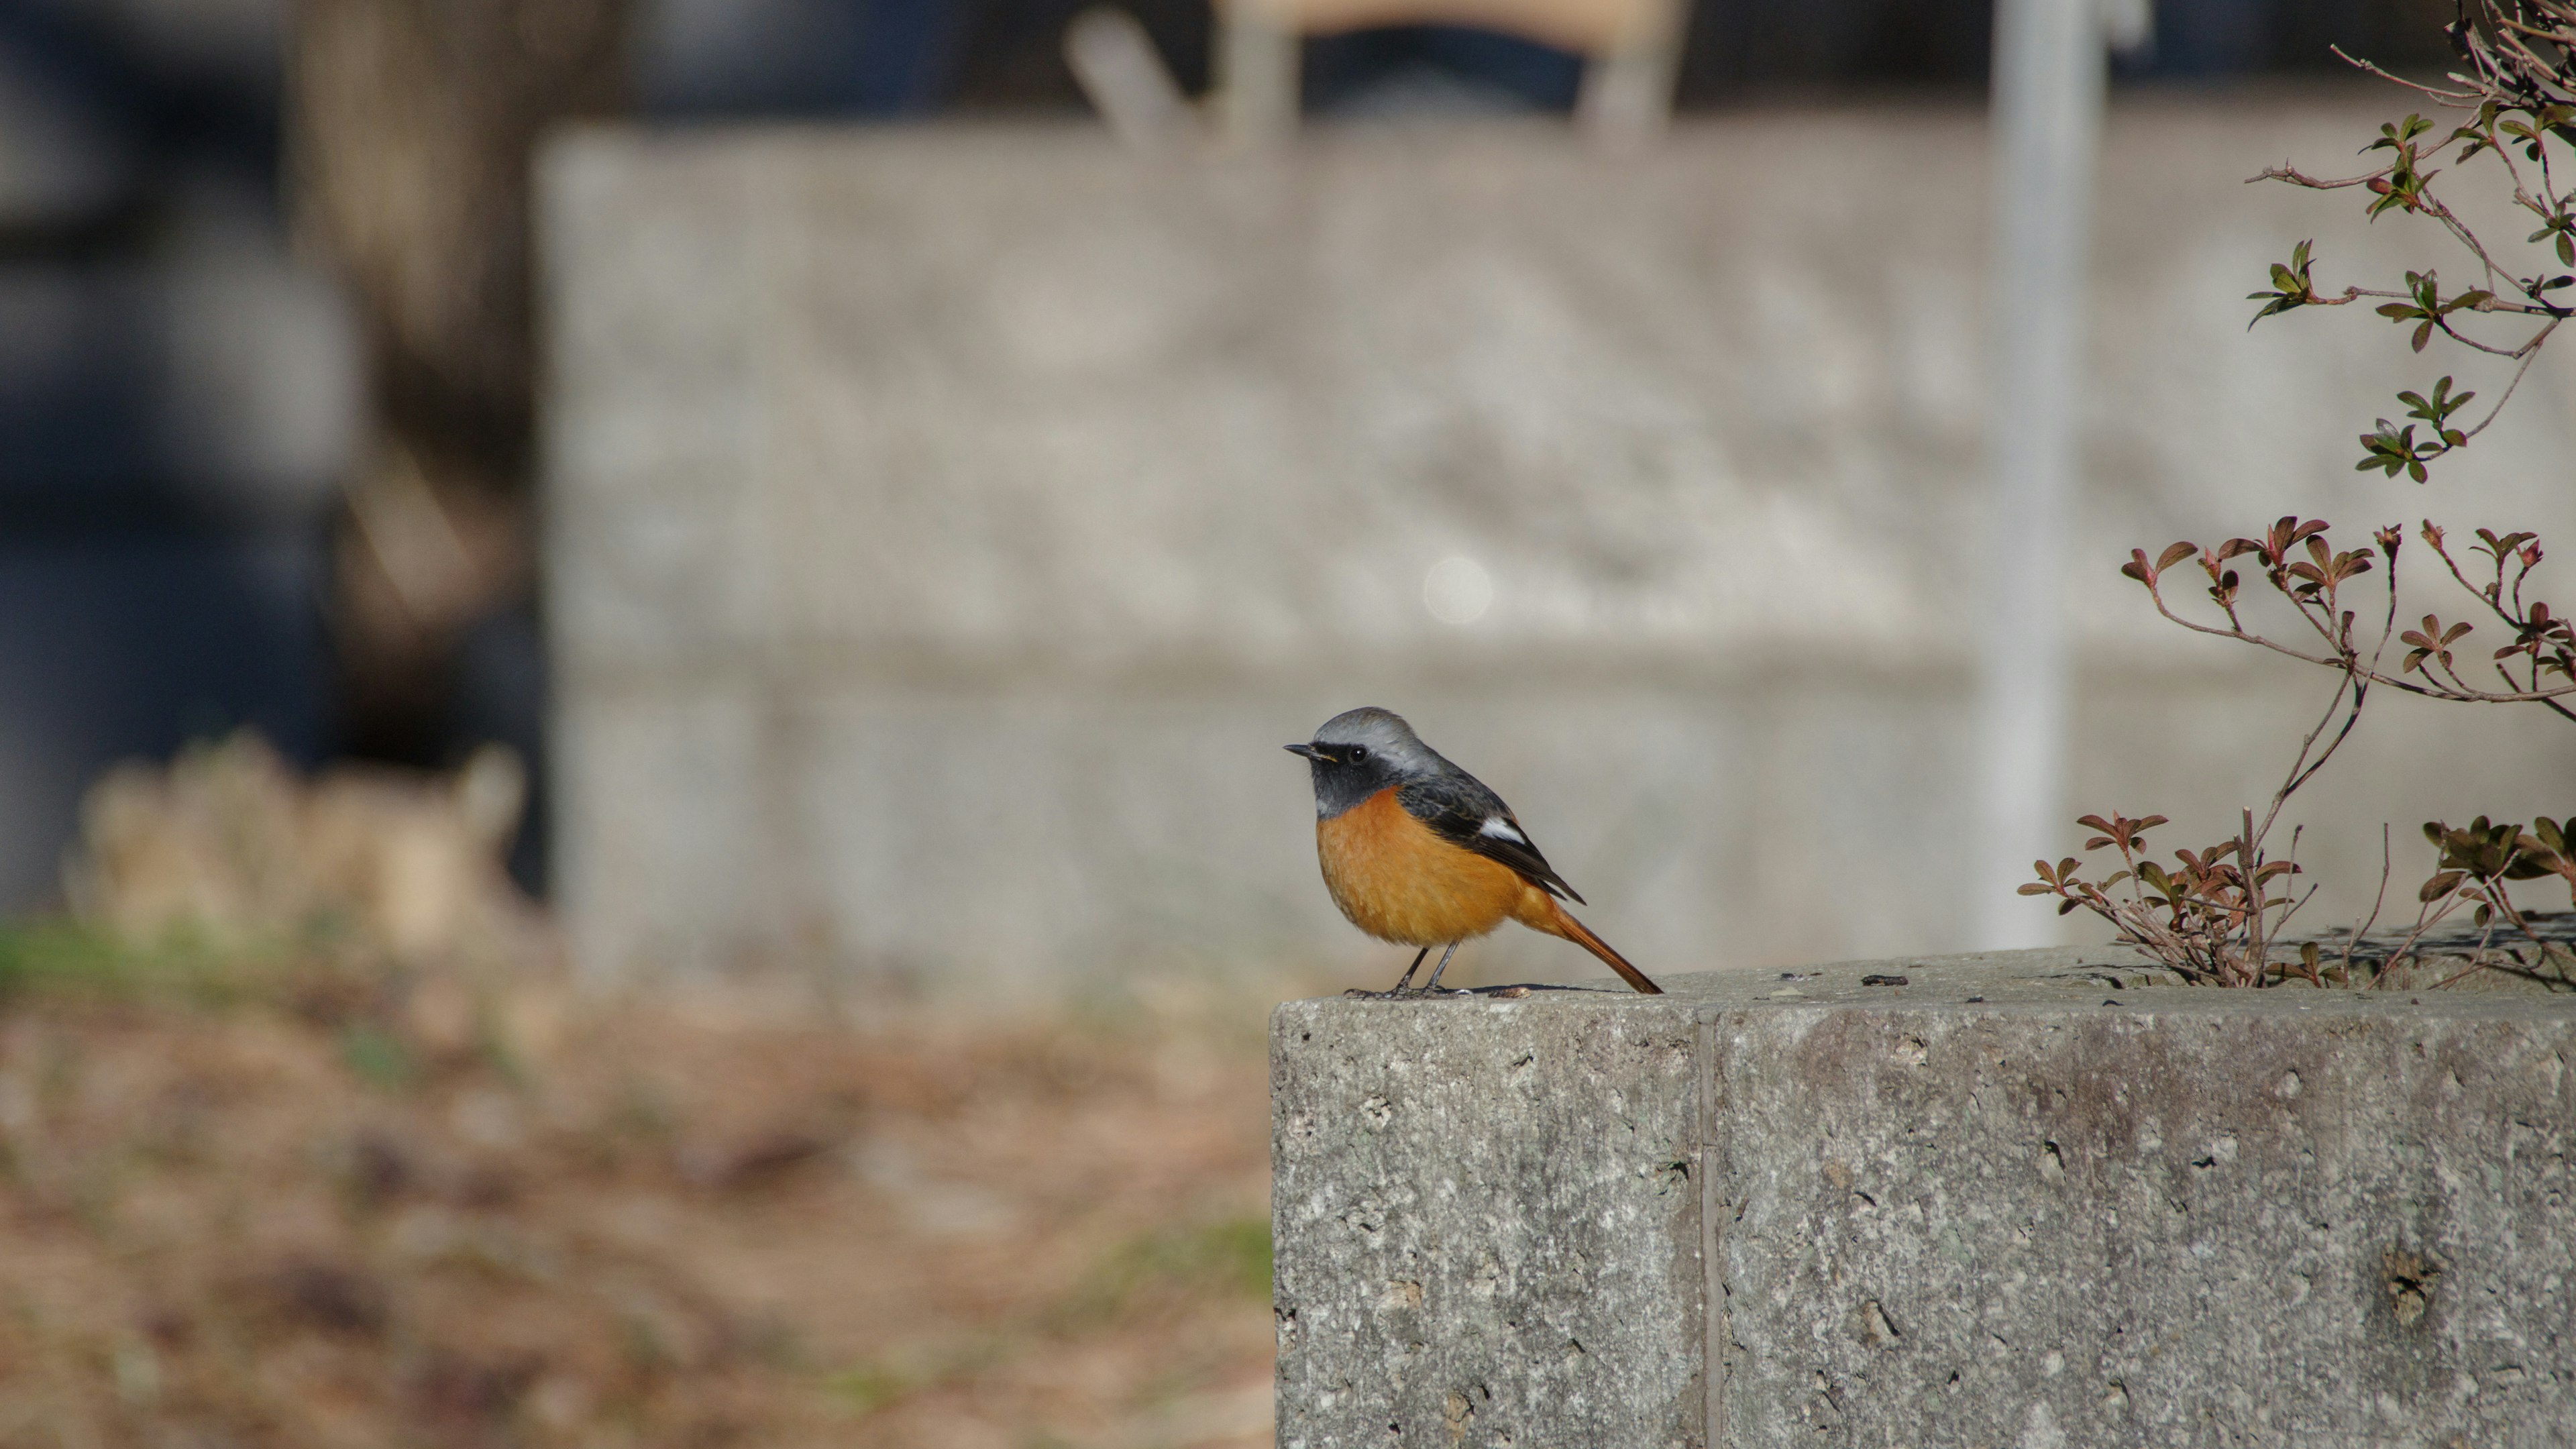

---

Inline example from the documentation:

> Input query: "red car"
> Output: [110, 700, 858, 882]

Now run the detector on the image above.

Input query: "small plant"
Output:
[2024, 812, 2306, 986]
[2243, 3, 2574, 487]
[2035, 1, 2576, 987]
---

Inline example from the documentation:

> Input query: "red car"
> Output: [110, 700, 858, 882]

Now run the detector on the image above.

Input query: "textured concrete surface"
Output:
[1271, 950, 2576, 1447]
[538, 103, 2576, 992]
[1274, 998, 1707, 1448]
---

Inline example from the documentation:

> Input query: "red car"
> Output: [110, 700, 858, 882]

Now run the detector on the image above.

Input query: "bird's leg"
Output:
[1387, 946, 1431, 994]
[1420, 942, 1462, 994]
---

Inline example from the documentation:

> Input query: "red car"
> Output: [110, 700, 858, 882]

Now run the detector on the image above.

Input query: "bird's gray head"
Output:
[1286, 707, 1449, 818]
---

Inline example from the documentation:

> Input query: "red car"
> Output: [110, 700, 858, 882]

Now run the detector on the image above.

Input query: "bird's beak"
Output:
[1285, 743, 1324, 761]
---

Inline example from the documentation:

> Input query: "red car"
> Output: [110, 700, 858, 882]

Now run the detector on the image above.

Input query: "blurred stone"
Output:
[63, 730, 550, 969]
[539, 104, 2576, 994]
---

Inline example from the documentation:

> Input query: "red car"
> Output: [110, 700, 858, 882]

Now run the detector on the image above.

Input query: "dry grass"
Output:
[0, 947, 1277, 1449]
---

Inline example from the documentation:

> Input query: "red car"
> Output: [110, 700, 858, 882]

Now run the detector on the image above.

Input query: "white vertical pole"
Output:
[1216, 0, 1298, 148]
[1972, 0, 2106, 949]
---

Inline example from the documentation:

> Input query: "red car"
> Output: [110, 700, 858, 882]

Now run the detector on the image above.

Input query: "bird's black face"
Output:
[1289, 706, 1441, 818]
[1285, 739, 1399, 819]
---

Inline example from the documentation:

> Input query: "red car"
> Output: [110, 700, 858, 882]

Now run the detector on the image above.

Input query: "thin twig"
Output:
[2143, 577, 2576, 703]
[2330, 43, 2485, 100]
[2459, 317, 2563, 437]
[2342, 823, 2395, 981]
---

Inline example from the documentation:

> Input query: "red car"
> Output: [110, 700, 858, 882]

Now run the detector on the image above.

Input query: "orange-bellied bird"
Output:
[1287, 707, 1662, 996]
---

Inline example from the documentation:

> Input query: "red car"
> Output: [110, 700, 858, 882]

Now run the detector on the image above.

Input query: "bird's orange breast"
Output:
[1316, 788, 1536, 947]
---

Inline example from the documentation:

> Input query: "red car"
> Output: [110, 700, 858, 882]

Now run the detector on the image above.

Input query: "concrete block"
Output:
[1271, 950, 2576, 1447]
[553, 680, 772, 978]
[1275, 998, 1707, 1447]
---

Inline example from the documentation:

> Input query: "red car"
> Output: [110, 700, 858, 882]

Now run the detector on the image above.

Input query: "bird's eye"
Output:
[1348, 746, 1368, 763]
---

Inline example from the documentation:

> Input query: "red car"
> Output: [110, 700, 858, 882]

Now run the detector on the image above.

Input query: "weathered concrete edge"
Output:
[1697, 998, 2576, 1445]
[1699, 1015, 1725, 1449]
[1267, 994, 1713, 1447]
[1271, 945, 2576, 1448]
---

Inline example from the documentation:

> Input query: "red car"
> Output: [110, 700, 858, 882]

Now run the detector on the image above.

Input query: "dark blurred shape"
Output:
[2265, 0, 2463, 77]
[956, 0, 2462, 117]
[451, 605, 549, 892]
[1199, 0, 1684, 154]
[2129, 0, 2279, 75]
[0, 533, 327, 912]
[1670, 0, 1994, 95]
[1666, 0, 2456, 100]
[0, 2, 345, 915]
[0, 16, 137, 236]
[0, 1, 281, 230]
[1306, 23, 1583, 113]
[635, 0, 979, 115]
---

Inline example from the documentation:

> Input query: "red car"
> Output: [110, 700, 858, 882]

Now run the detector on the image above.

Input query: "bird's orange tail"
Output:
[1518, 892, 1664, 994]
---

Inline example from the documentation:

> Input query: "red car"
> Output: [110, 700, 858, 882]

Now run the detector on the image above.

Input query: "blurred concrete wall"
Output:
[540, 97, 2576, 995]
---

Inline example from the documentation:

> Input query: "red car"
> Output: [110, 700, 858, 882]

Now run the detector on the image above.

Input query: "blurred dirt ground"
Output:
[0, 945, 1281, 1449]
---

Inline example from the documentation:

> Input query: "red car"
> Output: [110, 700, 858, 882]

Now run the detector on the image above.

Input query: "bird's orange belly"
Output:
[1316, 788, 1529, 947]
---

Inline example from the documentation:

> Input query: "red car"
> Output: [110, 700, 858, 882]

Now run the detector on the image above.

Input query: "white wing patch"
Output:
[1479, 816, 1528, 845]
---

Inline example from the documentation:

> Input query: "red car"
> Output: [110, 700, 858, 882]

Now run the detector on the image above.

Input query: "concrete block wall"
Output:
[539, 100, 2576, 993]
[1271, 954, 2576, 1446]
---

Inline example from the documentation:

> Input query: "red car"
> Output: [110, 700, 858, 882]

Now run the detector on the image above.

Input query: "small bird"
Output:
[1287, 707, 1662, 996]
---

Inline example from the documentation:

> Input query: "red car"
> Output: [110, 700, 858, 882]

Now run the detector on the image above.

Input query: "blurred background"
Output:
[3, 0, 2573, 1443]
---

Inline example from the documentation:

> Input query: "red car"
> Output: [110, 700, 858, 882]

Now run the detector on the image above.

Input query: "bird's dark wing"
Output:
[1397, 772, 1587, 904]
